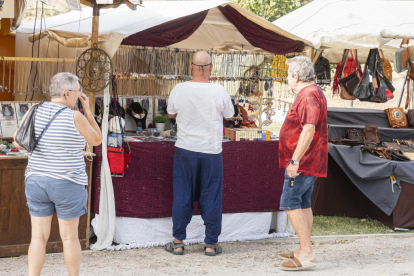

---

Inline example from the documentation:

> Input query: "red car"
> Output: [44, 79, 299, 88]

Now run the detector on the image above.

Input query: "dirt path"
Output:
[1, 236, 413, 276]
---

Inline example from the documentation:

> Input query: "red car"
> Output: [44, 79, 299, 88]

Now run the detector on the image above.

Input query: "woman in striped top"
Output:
[13, 72, 102, 276]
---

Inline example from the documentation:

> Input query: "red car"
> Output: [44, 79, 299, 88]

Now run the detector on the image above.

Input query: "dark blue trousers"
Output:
[172, 147, 223, 244]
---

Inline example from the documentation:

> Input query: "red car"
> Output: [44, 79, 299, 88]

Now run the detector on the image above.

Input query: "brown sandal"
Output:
[280, 257, 316, 271]
[278, 251, 295, 260]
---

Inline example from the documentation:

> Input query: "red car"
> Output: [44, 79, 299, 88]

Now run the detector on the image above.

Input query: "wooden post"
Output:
[309, 48, 315, 61]
[88, 3, 100, 116]
[85, 2, 100, 249]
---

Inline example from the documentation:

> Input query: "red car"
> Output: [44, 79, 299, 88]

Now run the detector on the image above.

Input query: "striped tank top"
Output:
[26, 102, 88, 185]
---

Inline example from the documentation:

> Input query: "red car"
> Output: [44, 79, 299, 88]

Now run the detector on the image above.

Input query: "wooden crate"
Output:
[0, 157, 92, 257]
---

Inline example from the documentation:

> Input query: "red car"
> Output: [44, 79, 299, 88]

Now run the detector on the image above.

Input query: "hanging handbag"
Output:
[405, 48, 414, 109]
[107, 77, 132, 175]
[332, 49, 362, 96]
[314, 53, 331, 85]
[379, 49, 392, 83]
[354, 49, 394, 102]
[384, 108, 408, 128]
[335, 50, 362, 100]
[394, 39, 410, 73]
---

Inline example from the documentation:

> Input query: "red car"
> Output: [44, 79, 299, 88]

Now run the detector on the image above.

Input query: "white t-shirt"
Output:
[167, 82, 234, 154]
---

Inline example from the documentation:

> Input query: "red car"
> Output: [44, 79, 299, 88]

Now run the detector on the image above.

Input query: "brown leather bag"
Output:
[384, 108, 408, 128]
[346, 129, 364, 142]
[340, 86, 356, 100]
[379, 49, 392, 83]
[364, 125, 381, 143]
[405, 41, 414, 109]
[407, 109, 414, 127]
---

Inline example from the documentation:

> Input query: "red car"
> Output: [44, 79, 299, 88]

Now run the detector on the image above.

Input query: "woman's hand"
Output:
[78, 92, 90, 112]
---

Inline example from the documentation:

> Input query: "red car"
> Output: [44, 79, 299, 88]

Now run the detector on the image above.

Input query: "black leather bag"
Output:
[315, 56, 331, 85]
[355, 49, 394, 102]
[14, 104, 40, 152]
[15, 103, 66, 153]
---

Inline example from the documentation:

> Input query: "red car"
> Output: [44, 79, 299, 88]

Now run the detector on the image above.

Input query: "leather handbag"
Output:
[332, 49, 362, 97]
[407, 109, 414, 127]
[14, 104, 39, 152]
[314, 54, 331, 85]
[405, 48, 414, 109]
[384, 108, 408, 128]
[379, 49, 392, 83]
[394, 39, 410, 73]
[354, 49, 394, 103]
[337, 50, 361, 99]
[346, 129, 364, 142]
[364, 125, 381, 143]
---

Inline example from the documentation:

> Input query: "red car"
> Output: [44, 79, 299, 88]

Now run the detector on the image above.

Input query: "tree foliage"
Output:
[233, 0, 313, 22]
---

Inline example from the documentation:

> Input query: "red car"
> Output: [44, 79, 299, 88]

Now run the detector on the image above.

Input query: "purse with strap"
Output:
[332, 49, 362, 97]
[379, 49, 392, 83]
[384, 108, 408, 128]
[15, 102, 66, 153]
[364, 125, 381, 143]
[407, 109, 414, 127]
[354, 49, 394, 102]
[313, 52, 331, 85]
[405, 43, 414, 109]
[336, 50, 362, 100]
[395, 39, 410, 73]
[346, 129, 364, 142]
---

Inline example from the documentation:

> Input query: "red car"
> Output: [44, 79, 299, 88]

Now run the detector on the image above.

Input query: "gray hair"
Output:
[286, 56, 315, 82]
[49, 72, 79, 99]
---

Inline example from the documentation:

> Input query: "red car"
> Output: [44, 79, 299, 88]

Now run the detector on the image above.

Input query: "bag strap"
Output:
[338, 49, 349, 78]
[379, 49, 385, 59]
[33, 106, 67, 151]
[353, 49, 359, 71]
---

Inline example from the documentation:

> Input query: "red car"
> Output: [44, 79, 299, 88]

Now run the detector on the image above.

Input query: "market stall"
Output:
[0, 154, 94, 257]
[7, 1, 310, 251]
[273, 0, 414, 230]
[312, 108, 414, 229]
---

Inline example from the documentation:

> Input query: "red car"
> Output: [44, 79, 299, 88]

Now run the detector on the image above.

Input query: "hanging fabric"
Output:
[90, 86, 116, 251]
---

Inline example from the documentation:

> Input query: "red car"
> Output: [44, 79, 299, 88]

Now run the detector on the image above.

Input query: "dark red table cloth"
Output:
[92, 141, 284, 218]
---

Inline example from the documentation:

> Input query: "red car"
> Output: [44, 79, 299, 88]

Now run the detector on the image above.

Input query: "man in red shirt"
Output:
[278, 56, 328, 271]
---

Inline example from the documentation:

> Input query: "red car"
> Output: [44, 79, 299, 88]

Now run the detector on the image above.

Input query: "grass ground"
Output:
[311, 215, 414, 236]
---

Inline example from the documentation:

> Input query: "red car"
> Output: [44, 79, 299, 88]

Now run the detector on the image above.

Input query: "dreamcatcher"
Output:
[76, 44, 113, 93]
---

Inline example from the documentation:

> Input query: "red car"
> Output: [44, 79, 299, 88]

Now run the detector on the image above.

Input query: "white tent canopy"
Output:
[273, 0, 414, 63]
[15, 0, 310, 59]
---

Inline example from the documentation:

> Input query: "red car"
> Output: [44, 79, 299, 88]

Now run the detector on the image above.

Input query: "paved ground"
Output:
[1, 235, 413, 276]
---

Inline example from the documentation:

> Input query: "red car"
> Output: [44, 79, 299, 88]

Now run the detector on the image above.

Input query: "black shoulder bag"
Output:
[15, 103, 67, 153]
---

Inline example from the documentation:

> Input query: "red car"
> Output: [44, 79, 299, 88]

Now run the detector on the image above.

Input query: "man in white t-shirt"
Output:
[165, 51, 234, 256]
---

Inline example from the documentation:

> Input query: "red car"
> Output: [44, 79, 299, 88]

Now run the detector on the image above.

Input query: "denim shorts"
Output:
[280, 171, 317, 210]
[25, 176, 88, 220]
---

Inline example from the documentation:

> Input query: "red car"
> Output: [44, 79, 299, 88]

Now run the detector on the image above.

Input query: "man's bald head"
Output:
[191, 51, 213, 79]
[192, 51, 212, 65]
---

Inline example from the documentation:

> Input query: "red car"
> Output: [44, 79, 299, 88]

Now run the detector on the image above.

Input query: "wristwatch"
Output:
[290, 159, 300, 165]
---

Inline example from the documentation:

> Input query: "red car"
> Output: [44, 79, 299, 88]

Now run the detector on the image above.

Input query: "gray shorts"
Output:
[25, 176, 88, 220]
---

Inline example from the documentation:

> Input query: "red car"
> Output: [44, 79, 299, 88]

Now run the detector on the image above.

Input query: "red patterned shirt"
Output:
[279, 84, 328, 177]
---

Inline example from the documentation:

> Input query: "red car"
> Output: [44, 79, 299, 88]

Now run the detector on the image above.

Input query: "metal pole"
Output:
[398, 70, 409, 107]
